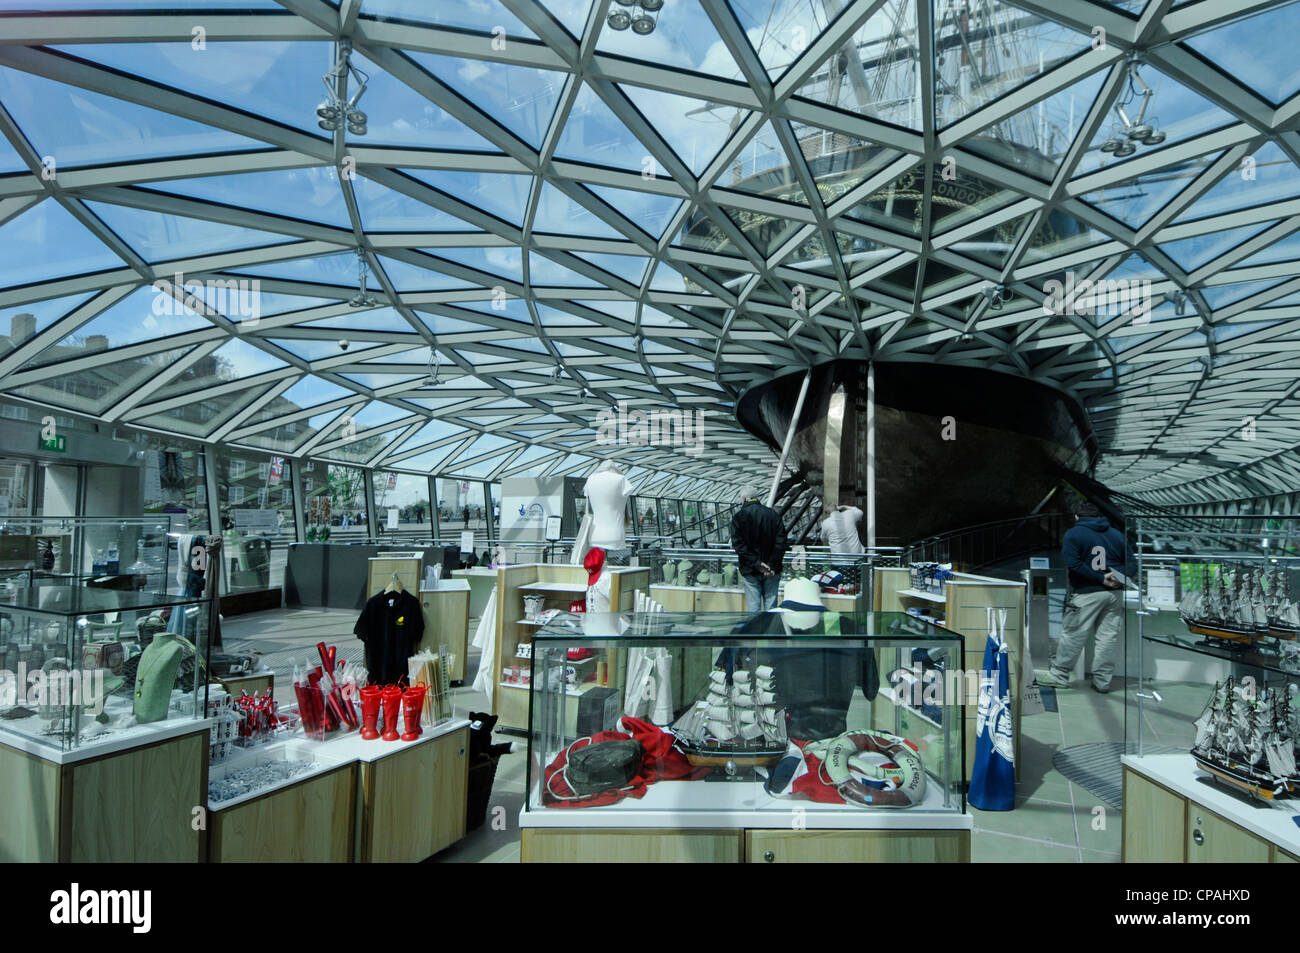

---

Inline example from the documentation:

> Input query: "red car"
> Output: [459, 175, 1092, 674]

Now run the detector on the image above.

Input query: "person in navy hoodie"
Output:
[1036, 502, 1128, 693]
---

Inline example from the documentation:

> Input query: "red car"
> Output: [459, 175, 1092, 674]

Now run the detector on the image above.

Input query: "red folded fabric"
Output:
[542, 717, 710, 807]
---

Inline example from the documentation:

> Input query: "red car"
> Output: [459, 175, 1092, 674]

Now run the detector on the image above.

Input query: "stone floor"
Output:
[221, 605, 1190, 863]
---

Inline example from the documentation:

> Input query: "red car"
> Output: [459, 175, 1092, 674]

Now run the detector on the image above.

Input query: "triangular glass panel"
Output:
[1159, 223, 1272, 271]
[538, 0, 594, 40]
[143, 168, 351, 228]
[352, 401, 409, 429]
[1, 200, 124, 288]
[324, 425, 410, 464]
[152, 338, 288, 402]
[1200, 279, 1287, 312]
[58, 41, 340, 137]
[303, 306, 414, 333]
[418, 311, 497, 335]
[378, 254, 477, 292]
[782, 231, 838, 274]
[534, 182, 623, 238]
[85, 201, 294, 264]
[1236, 229, 1300, 267]
[573, 251, 649, 285]
[360, 347, 430, 365]
[340, 373, 425, 390]
[0, 291, 95, 358]
[0, 65, 266, 168]
[25, 287, 208, 368]
[456, 451, 515, 479]
[404, 169, 532, 227]
[672, 207, 745, 256]
[361, 0, 538, 38]
[650, 262, 692, 291]
[961, 68, 1107, 180]
[528, 252, 602, 287]
[726, 0, 827, 80]
[459, 297, 533, 323]
[239, 405, 343, 454]
[427, 246, 523, 284]
[409, 52, 562, 148]
[15, 345, 191, 416]
[232, 253, 357, 287]
[1076, 75, 1237, 177]
[843, 165, 925, 236]
[1080, 153, 1222, 228]
[0, 118, 26, 173]
[356, 177, 484, 233]
[1174, 143, 1300, 223]
[392, 418, 469, 454]
[537, 304, 598, 327]
[733, 205, 803, 257]
[1019, 211, 1112, 266]
[933, 3, 1092, 129]
[714, 121, 808, 205]
[1184, 5, 1300, 106]
[619, 84, 747, 178]
[346, 52, 498, 152]
[137, 381, 270, 439]
[587, 184, 684, 240]
[263, 375, 354, 417]
[555, 83, 659, 173]
[599, 1, 742, 80]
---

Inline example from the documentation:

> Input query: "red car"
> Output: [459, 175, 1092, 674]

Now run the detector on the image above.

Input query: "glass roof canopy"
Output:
[2, 0, 1300, 506]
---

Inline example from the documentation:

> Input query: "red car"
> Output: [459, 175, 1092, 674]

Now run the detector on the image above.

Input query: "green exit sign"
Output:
[40, 434, 66, 453]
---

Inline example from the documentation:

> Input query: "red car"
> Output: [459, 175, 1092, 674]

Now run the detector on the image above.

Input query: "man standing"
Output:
[819, 503, 865, 555]
[1036, 502, 1127, 693]
[730, 487, 789, 614]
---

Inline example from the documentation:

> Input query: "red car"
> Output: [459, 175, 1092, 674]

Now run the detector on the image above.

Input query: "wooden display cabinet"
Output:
[208, 762, 356, 863]
[492, 563, 649, 732]
[0, 726, 208, 863]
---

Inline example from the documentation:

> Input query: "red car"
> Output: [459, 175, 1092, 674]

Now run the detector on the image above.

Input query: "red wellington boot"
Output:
[381, 685, 403, 741]
[401, 684, 426, 741]
[359, 684, 382, 740]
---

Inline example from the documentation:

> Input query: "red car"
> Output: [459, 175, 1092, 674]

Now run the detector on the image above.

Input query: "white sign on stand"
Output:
[387, 508, 399, 530]
[460, 531, 474, 554]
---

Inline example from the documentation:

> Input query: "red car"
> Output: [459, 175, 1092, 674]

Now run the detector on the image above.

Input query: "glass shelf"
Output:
[1143, 632, 1300, 679]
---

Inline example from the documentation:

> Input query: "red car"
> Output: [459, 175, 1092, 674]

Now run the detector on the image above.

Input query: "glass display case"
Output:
[523, 610, 966, 823]
[0, 586, 211, 753]
[1127, 515, 1300, 798]
[0, 517, 174, 592]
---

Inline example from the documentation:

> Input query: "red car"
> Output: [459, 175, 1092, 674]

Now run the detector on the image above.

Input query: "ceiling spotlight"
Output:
[640, 0, 663, 9]
[1113, 140, 1138, 158]
[581, 386, 597, 400]
[607, 9, 631, 29]
[981, 283, 1012, 311]
[1168, 290, 1188, 316]
[1100, 137, 1121, 154]
[631, 12, 656, 33]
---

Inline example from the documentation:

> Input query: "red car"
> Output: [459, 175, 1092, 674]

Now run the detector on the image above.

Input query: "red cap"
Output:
[584, 547, 606, 586]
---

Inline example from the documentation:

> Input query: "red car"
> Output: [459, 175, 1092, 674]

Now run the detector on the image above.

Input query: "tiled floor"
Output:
[223, 606, 1140, 863]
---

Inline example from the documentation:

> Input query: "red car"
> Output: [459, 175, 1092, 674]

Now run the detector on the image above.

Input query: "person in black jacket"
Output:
[730, 486, 789, 613]
[1036, 502, 1128, 693]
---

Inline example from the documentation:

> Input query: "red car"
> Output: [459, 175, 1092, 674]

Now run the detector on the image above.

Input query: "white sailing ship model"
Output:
[1191, 680, 1298, 800]
[672, 663, 787, 770]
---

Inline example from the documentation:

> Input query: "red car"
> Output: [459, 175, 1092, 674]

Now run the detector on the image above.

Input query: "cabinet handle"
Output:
[1192, 829, 1204, 846]
[763, 850, 775, 863]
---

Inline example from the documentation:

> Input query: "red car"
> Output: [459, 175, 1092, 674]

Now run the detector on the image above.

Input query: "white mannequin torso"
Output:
[584, 469, 630, 550]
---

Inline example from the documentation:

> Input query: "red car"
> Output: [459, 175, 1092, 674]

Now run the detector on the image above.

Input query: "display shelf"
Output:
[519, 581, 589, 594]
[206, 740, 348, 812]
[520, 777, 972, 830]
[897, 587, 946, 603]
[1142, 631, 1300, 678]
[1123, 753, 1300, 858]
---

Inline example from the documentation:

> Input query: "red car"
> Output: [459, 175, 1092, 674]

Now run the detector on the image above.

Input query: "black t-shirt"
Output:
[354, 590, 424, 686]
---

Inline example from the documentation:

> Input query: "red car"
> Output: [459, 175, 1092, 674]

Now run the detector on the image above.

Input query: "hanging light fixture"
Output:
[607, 8, 631, 29]
[607, 0, 660, 34]
[426, 346, 442, 387]
[1101, 53, 1165, 158]
[348, 249, 378, 308]
[631, 11, 656, 33]
[316, 41, 369, 137]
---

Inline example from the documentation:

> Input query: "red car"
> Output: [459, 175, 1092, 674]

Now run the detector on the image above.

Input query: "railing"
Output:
[902, 513, 1071, 571]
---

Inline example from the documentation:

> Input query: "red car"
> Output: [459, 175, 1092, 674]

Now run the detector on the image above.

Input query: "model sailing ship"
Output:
[1178, 564, 1300, 645]
[1191, 680, 1299, 800]
[671, 663, 787, 770]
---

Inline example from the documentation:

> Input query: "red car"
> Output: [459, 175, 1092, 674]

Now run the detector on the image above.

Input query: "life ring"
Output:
[819, 731, 926, 808]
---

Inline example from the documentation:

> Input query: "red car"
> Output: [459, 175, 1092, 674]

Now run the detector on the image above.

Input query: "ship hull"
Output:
[677, 745, 786, 770]
[1268, 623, 1300, 641]
[1192, 752, 1286, 800]
[1184, 619, 1255, 645]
